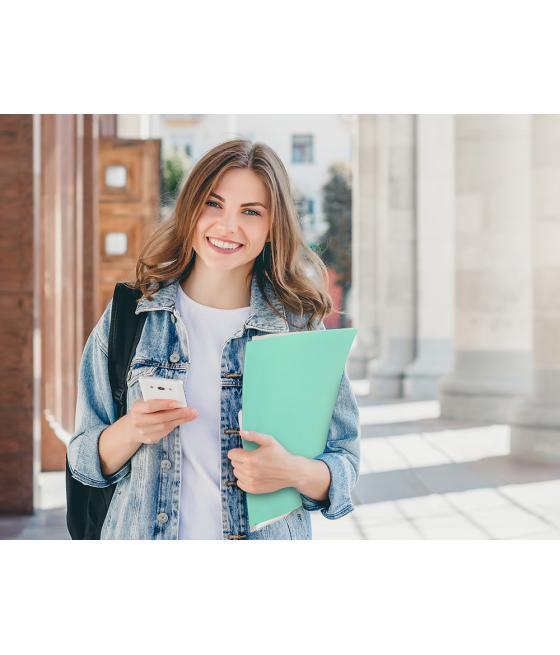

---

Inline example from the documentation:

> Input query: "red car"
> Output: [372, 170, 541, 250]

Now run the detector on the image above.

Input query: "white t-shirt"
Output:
[176, 284, 252, 539]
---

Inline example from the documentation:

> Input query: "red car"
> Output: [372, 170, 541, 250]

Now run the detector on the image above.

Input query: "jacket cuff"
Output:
[67, 423, 131, 488]
[299, 452, 355, 520]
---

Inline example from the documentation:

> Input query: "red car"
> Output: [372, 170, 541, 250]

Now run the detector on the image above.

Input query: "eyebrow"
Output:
[209, 192, 268, 209]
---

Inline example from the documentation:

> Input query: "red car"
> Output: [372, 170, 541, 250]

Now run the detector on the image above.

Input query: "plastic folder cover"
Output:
[240, 327, 357, 531]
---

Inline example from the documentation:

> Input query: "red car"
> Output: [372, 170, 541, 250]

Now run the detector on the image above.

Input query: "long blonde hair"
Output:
[132, 138, 337, 330]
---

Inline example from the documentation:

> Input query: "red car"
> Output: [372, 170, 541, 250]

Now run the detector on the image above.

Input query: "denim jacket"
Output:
[67, 269, 361, 539]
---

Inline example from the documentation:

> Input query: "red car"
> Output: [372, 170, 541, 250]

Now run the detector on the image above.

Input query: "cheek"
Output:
[193, 217, 211, 241]
[245, 223, 269, 246]
[196, 214, 212, 232]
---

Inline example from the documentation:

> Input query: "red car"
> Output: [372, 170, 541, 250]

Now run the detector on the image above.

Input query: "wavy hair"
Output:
[131, 138, 338, 330]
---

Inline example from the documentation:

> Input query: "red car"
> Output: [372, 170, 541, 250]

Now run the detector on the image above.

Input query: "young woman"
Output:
[67, 138, 361, 540]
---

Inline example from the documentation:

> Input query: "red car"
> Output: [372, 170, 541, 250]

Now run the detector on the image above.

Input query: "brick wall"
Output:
[0, 115, 34, 514]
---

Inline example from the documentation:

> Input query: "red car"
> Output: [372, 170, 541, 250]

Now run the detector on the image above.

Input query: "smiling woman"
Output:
[134, 138, 334, 326]
[67, 138, 361, 540]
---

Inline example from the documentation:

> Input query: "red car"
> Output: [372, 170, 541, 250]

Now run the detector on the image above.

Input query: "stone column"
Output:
[439, 116, 533, 421]
[510, 116, 560, 463]
[367, 115, 417, 398]
[404, 115, 455, 399]
[117, 114, 157, 139]
[348, 115, 387, 379]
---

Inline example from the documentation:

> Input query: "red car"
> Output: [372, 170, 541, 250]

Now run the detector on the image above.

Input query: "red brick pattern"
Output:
[0, 115, 34, 514]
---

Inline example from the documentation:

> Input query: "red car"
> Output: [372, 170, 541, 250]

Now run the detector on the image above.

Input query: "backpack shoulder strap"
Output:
[108, 282, 148, 418]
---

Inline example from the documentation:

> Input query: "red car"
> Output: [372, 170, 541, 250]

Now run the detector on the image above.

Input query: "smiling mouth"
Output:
[206, 236, 244, 252]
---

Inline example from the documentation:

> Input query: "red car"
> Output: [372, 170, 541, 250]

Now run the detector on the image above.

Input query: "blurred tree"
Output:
[160, 151, 189, 211]
[319, 162, 352, 326]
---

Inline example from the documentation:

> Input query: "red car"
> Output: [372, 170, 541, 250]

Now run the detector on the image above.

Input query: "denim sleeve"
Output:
[299, 320, 361, 520]
[66, 298, 131, 488]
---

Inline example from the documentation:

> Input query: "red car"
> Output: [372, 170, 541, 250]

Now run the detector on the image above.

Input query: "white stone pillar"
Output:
[510, 116, 560, 463]
[439, 115, 533, 421]
[348, 115, 387, 379]
[404, 115, 455, 399]
[367, 115, 417, 398]
[117, 114, 158, 139]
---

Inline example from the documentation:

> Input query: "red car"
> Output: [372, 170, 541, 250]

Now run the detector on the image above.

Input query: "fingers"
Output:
[134, 399, 183, 414]
[129, 399, 199, 444]
[132, 405, 198, 426]
[240, 430, 272, 445]
[135, 412, 199, 444]
[155, 412, 198, 432]
[142, 408, 197, 427]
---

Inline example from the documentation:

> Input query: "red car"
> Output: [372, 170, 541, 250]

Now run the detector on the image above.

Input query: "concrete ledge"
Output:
[510, 425, 560, 464]
[35, 472, 66, 510]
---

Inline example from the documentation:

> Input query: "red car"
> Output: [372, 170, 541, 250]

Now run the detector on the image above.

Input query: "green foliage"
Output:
[161, 154, 187, 206]
[319, 161, 352, 290]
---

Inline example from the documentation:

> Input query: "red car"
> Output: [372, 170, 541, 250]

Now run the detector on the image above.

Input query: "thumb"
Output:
[240, 429, 272, 446]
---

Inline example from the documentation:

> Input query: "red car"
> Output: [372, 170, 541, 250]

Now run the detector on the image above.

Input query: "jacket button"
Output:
[161, 459, 172, 471]
[157, 512, 169, 524]
[169, 353, 180, 363]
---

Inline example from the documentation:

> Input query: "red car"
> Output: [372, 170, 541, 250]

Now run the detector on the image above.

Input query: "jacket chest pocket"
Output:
[126, 363, 159, 409]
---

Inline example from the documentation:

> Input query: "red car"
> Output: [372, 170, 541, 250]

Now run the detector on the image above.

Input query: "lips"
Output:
[206, 237, 244, 253]
[207, 236, 244, 246]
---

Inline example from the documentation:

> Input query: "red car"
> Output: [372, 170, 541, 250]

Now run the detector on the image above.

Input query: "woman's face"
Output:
[192, 168, 271, 273]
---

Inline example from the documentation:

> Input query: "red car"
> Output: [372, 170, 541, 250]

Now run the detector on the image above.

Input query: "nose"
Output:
[222, 207, 240, 233]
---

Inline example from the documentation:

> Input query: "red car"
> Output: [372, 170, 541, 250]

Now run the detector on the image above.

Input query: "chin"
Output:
[202, 256, 253, 271]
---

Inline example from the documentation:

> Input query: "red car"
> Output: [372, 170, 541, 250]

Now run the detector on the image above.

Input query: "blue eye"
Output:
[205, 200, 260, 216]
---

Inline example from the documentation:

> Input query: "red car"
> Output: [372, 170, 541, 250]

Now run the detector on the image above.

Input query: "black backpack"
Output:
[65, 282, 148, 539]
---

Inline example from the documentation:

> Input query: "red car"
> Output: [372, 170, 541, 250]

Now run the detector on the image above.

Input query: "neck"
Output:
[181, 258, 253, 309]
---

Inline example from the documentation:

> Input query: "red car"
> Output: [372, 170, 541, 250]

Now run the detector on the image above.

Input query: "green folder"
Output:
[239, 327, 357, 531]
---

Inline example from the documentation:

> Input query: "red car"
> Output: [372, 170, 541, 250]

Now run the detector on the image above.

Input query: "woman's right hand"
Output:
[126, 399, 199, 445]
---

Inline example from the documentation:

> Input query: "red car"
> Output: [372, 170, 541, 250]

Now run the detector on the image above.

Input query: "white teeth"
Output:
[208, 237, 242, 250]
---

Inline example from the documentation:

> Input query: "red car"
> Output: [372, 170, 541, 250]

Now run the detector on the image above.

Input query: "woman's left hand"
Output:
[227, 430, 300, 494]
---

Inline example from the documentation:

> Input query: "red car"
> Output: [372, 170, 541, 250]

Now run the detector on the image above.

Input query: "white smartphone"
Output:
[138, 376, 187, 407]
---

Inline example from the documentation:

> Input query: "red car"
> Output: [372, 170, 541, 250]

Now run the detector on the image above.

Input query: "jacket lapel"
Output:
[134, 269, 290, 334]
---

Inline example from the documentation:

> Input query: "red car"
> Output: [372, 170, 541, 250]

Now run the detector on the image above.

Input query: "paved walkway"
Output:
[2, 383, 560, 539]
[313, 389, 560, 539]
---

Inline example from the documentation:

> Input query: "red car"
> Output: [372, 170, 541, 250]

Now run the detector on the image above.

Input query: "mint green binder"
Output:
[239, 327, 357, 531]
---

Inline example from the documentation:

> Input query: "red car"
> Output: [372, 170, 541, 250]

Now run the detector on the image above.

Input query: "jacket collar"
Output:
[134, 269, 290, 333]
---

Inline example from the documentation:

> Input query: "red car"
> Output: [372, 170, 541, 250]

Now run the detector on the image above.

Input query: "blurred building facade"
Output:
[0, 115, 108, 513]
[119, 113, 354, 246]
[348, 115, 560, 464]
[0, 115, 161, 514]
